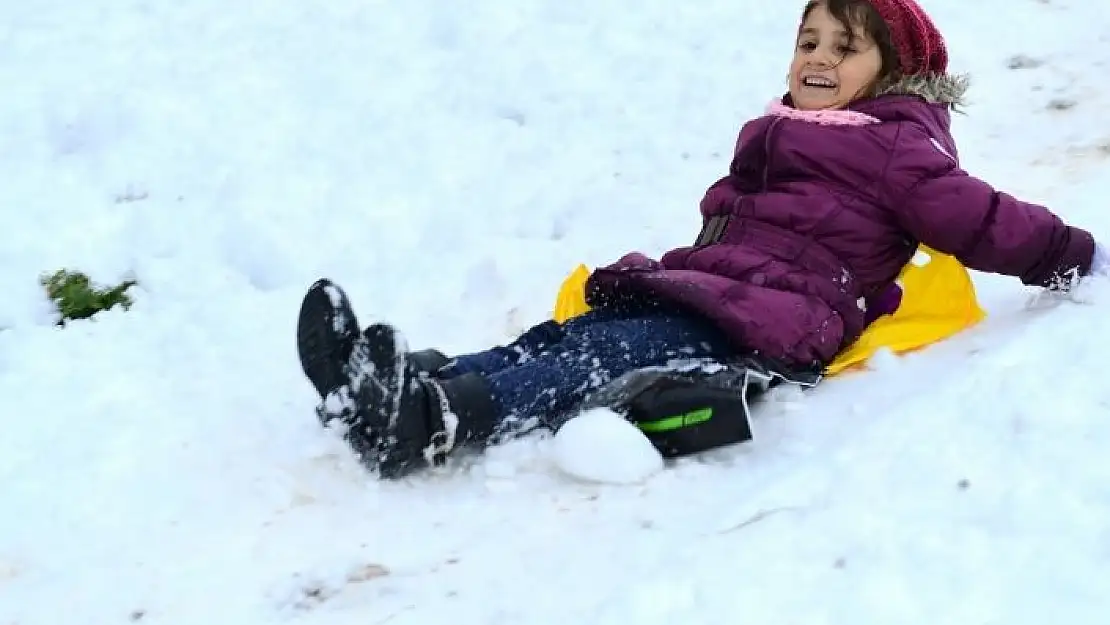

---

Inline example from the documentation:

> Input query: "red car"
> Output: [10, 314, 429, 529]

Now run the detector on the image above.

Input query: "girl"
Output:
[296, 0, 1108, 479]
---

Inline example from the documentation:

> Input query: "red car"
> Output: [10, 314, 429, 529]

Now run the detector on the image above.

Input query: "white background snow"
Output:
[3, 0, 1110, 622]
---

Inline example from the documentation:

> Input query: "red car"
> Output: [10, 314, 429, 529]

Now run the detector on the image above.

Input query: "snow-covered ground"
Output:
[3, 0, 1110, 623]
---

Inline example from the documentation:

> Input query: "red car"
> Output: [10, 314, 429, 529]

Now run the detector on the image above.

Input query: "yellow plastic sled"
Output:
[551, 246, 986, 377]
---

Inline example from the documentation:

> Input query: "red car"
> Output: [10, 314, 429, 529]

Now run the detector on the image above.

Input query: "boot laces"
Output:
[421, 380, 459, 465]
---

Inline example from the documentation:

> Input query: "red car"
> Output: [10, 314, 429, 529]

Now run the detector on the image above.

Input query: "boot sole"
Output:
[355, 323, 428, 476]
[296, 279, 360, 399]
[358, 323, 409, 430]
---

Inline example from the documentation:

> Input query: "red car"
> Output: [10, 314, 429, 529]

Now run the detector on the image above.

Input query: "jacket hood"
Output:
[875, 72, 970, 110]
[844, 72, 970, 155]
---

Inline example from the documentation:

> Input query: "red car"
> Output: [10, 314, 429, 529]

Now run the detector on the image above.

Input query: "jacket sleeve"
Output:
[699, 175, 736, 218]
[881, 122, 1095, 289]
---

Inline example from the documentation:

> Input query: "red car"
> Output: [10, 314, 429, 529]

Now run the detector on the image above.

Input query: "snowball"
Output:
[551, 408, 664, 484]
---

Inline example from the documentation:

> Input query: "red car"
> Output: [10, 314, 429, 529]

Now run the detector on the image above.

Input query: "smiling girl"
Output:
[295, 0, 1108, 478]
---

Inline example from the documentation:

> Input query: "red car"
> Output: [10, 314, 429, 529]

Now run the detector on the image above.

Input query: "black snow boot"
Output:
[296, 278, 362, 413]
[356, 323, 499, 479]
[297, 278, 451, 410]
[296, 279, 387, 463]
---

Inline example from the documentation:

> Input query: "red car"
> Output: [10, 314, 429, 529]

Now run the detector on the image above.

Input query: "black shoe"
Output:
[296, 279, 361, 402]
[356, 323, 498, 479]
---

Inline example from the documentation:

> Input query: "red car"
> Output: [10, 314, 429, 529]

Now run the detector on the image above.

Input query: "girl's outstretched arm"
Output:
[882, 122, 1096, 289]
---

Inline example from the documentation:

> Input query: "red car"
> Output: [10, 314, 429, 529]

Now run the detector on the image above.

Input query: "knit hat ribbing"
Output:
[862, 0, 948, 76]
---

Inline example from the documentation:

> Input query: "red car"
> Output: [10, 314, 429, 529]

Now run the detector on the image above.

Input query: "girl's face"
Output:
[789, 2, 883, 110]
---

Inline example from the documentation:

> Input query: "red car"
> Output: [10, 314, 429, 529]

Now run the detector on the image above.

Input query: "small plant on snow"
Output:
[40, 269, 138, 325]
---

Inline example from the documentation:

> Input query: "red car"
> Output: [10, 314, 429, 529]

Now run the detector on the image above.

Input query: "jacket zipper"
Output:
[761, 116, 785, 191]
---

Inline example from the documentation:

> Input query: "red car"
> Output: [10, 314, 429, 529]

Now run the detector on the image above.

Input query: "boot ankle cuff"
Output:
[408, 348, 450, 375]
[426, 373, 499, 450]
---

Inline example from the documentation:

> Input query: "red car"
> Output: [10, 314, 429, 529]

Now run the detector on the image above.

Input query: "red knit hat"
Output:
[864, 0, 948, 75]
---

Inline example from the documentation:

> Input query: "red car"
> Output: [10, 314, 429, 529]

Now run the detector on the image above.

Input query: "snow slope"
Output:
[3, 0, 1110, 623]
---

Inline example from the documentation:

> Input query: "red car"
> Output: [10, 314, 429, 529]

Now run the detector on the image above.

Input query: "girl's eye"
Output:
[798, 41, 817, 51]
[837, 45, 857, 55]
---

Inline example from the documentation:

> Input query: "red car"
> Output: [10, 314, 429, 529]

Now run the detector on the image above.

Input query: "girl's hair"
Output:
[802, 0, 901, 91]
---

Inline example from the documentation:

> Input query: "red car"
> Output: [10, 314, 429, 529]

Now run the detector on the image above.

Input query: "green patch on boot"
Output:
[40, 269, 138, 325]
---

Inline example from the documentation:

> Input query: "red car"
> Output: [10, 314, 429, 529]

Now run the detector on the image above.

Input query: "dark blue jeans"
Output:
[439, 308, 734, 438]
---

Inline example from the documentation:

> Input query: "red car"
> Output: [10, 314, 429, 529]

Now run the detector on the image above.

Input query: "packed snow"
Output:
[3, 0, 1110, 623]
[551, 408, 664, 485]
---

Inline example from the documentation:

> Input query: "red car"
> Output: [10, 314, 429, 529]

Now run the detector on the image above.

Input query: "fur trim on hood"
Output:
[876, 72, 970, 110]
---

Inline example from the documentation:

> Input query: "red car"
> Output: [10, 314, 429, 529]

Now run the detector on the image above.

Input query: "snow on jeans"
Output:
[439, 308, 734, 436]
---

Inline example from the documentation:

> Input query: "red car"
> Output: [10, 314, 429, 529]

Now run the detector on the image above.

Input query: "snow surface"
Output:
[3, 0, 1110, 623]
